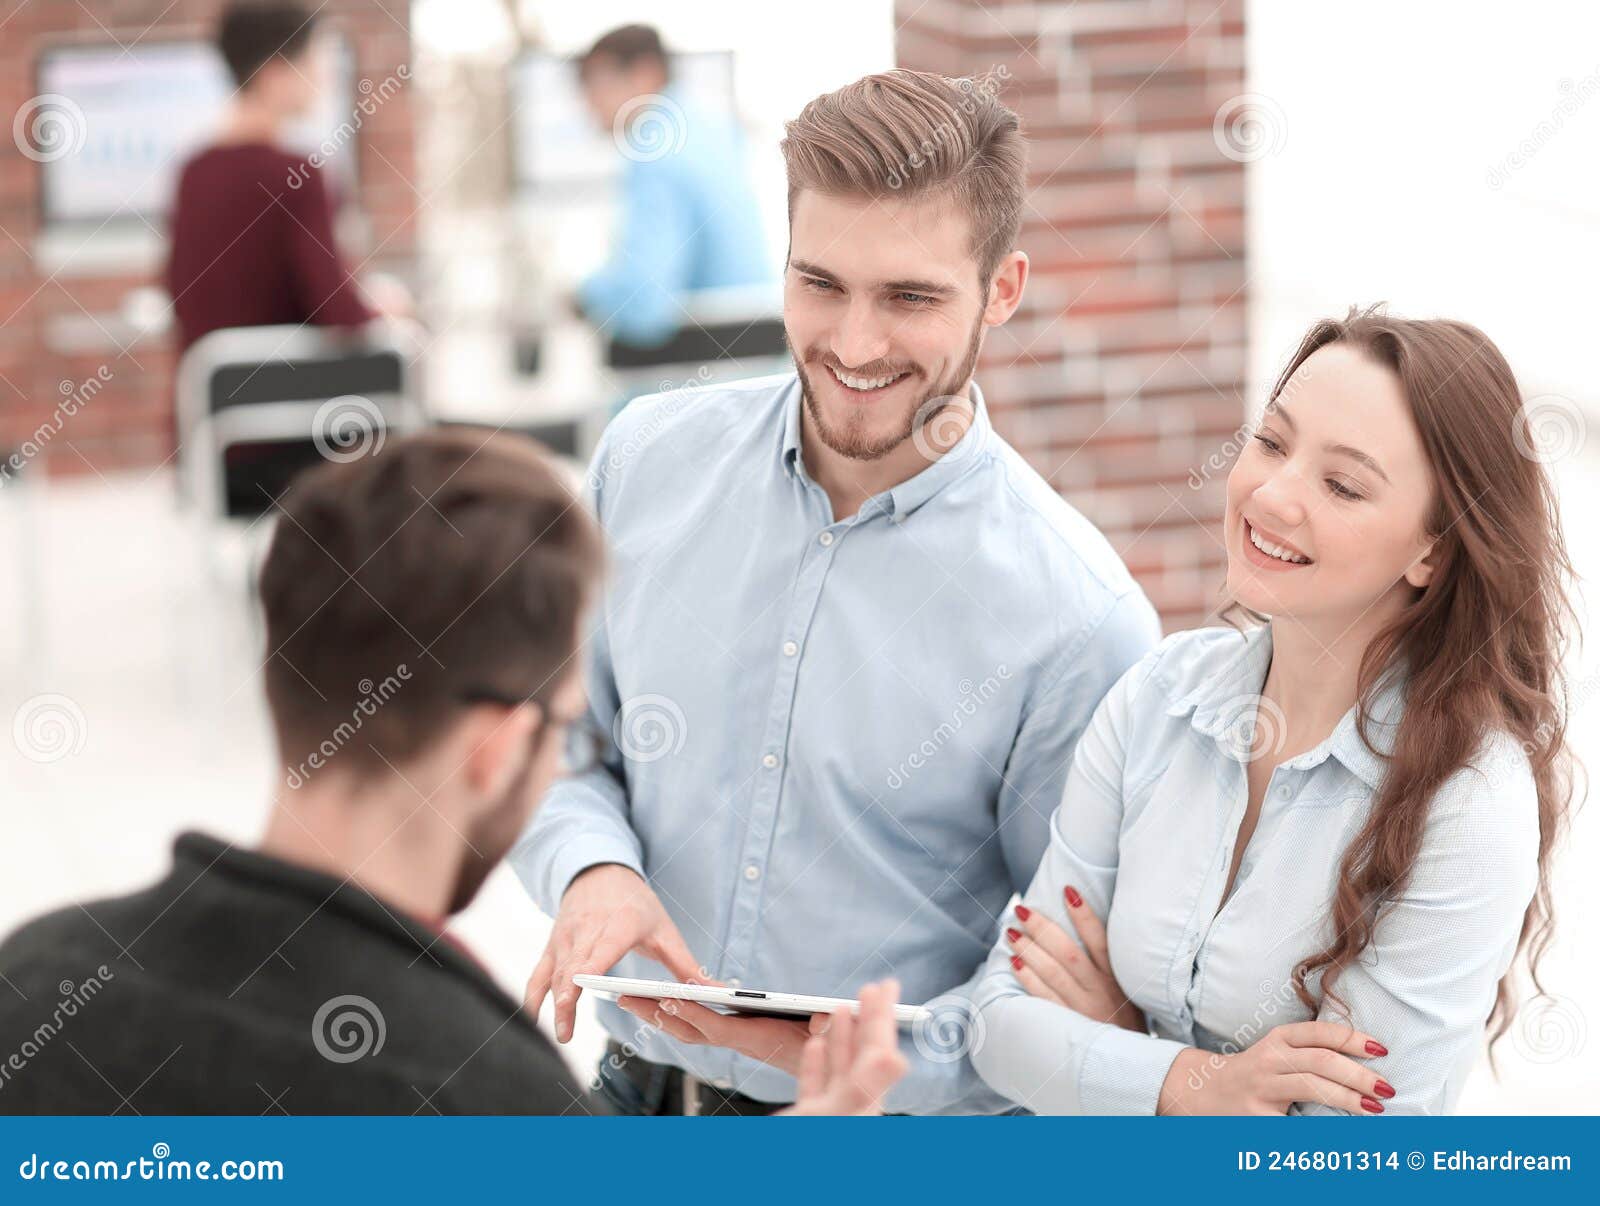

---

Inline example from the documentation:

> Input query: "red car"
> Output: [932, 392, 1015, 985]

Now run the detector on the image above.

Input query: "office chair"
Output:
[174, 321, 427, 597]
[176, 321, 427, 522]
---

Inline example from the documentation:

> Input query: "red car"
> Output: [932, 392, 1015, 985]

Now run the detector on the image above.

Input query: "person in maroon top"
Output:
[164, 1, 376, 356]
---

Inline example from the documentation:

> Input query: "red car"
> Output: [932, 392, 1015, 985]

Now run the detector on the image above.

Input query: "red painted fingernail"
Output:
[1010, 954, 1024, 971]
[1365, 1040, 1388, 1057]
[1373, 1079, 1395, 1099]
[1014, 904, 1031, 921]
[1005, 927, 1022, 943]
[1065, 885, 1083, 908]
[1360, 1096, 1383, 1114]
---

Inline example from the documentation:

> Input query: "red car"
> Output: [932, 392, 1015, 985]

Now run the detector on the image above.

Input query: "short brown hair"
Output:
[578, 24, 668, 81]
[259, 429, 602, 775]
[780, 68, 1025, 285]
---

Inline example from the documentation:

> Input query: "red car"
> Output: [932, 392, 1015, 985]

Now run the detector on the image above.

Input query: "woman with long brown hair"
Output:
[970, 306, 1578, 1114]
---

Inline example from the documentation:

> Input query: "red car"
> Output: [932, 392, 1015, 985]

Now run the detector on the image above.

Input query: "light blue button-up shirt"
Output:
[511, 372, 1160, 1111]
[971, 623, 1541, 1115]
[579, 91, 773, 345]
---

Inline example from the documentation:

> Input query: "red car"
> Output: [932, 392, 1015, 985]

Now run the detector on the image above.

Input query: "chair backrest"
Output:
[207, 349, 405, 413]
[178, 323, 419, 422]
[175, 322, 426, 519]
[601, 282, 787, 369]
[604, 316, 787, 369]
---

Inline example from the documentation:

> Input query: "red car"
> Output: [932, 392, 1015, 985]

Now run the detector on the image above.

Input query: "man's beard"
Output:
[794, 316, 984, 463]
[445, 751, 539, 916]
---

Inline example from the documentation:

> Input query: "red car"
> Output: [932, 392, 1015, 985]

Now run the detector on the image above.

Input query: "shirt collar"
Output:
[780, 376, 993, 522]
[1166, 623, 1405, 791]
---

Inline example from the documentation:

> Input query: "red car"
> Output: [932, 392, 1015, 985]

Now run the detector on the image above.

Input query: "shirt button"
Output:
[744, 864, 761, 881]
[782, 640, 798, 657]
[727, 977, 742, 989]
[818, 531, 834, 547]
[762, 753, 779, 769]
[1277, 784, 1293, 799]
[714, 1077, 733, 1090]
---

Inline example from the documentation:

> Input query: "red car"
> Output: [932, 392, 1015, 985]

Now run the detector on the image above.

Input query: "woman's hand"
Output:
[1006, 885, 1145, 1033]
[1157, 1021, 1396, 1115]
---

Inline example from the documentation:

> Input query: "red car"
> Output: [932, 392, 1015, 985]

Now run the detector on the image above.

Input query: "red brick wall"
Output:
[897, 0, 1249, 631]
[0, 0, 415, 478]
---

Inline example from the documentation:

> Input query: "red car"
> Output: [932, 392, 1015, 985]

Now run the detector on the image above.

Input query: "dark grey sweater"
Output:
[0, 832, 604, 1115]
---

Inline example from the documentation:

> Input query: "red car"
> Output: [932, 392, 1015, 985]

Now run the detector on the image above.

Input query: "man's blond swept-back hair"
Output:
[780, 68, 1026, 286]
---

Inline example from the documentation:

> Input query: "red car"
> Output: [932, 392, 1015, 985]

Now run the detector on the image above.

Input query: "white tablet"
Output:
[573, 974, 932, 1027]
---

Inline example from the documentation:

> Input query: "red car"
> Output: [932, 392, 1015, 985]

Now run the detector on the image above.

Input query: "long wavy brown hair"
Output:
[1229, 305, 1580, 1054]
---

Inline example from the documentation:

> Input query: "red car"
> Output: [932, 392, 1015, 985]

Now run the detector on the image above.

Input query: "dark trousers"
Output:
[594, 1040, 785, 1116]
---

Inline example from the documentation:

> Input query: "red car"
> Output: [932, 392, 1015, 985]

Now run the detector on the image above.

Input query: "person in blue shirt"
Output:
[971, 308, 1578, 1115]
[573, 25, 772, 348]
[512, 69, 1160, 1115]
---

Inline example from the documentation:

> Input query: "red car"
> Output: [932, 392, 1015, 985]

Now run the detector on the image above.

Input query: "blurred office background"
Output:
[1, 0, 1594, 1111]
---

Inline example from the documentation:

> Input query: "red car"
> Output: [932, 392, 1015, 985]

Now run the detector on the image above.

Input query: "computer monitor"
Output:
[509, 48, 737, 193]
[34, 36, 358, 230]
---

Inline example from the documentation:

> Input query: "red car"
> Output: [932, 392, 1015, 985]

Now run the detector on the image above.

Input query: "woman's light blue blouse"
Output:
[969, 624, 1540, 1115]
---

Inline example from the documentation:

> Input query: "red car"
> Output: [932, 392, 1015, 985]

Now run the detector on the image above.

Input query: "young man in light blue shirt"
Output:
[574, 24, 772, 347]
[514, 68, 1161, 1114]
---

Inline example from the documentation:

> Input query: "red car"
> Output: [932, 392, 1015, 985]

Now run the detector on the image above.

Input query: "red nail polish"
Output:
[1065, 885, 1083, 908]
[1365, 1040, 1389, 1057]
[1360, 1096, 1383, 1114]
[1014, 904, 1031, 921]
[1005, 927, 1022, 943]
[1010, 954, 1024, 971]
[1373, 1079, 1395, 1099]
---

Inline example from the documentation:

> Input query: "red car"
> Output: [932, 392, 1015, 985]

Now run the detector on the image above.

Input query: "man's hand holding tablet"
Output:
[524, 864, 706, 1043]
[617, 978, 909, 1115]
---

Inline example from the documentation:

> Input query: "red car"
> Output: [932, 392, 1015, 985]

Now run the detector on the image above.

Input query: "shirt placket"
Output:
[1182, 760, 1303, 1034]
[720, 502, 874, 992]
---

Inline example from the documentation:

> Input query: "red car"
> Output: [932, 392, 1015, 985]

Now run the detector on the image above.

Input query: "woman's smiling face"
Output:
[1224, 342, 1439, 627]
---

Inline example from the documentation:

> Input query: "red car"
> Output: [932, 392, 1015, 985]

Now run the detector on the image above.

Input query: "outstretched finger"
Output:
[524, 946, 557, 1020]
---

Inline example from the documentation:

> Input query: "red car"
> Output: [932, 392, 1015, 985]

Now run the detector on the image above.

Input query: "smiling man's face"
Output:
[784, 189, 995, 462]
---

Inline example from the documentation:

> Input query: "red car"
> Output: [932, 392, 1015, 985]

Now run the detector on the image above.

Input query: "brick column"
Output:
[0, 0, 416, 478]
[897, 0, 1249, 632]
